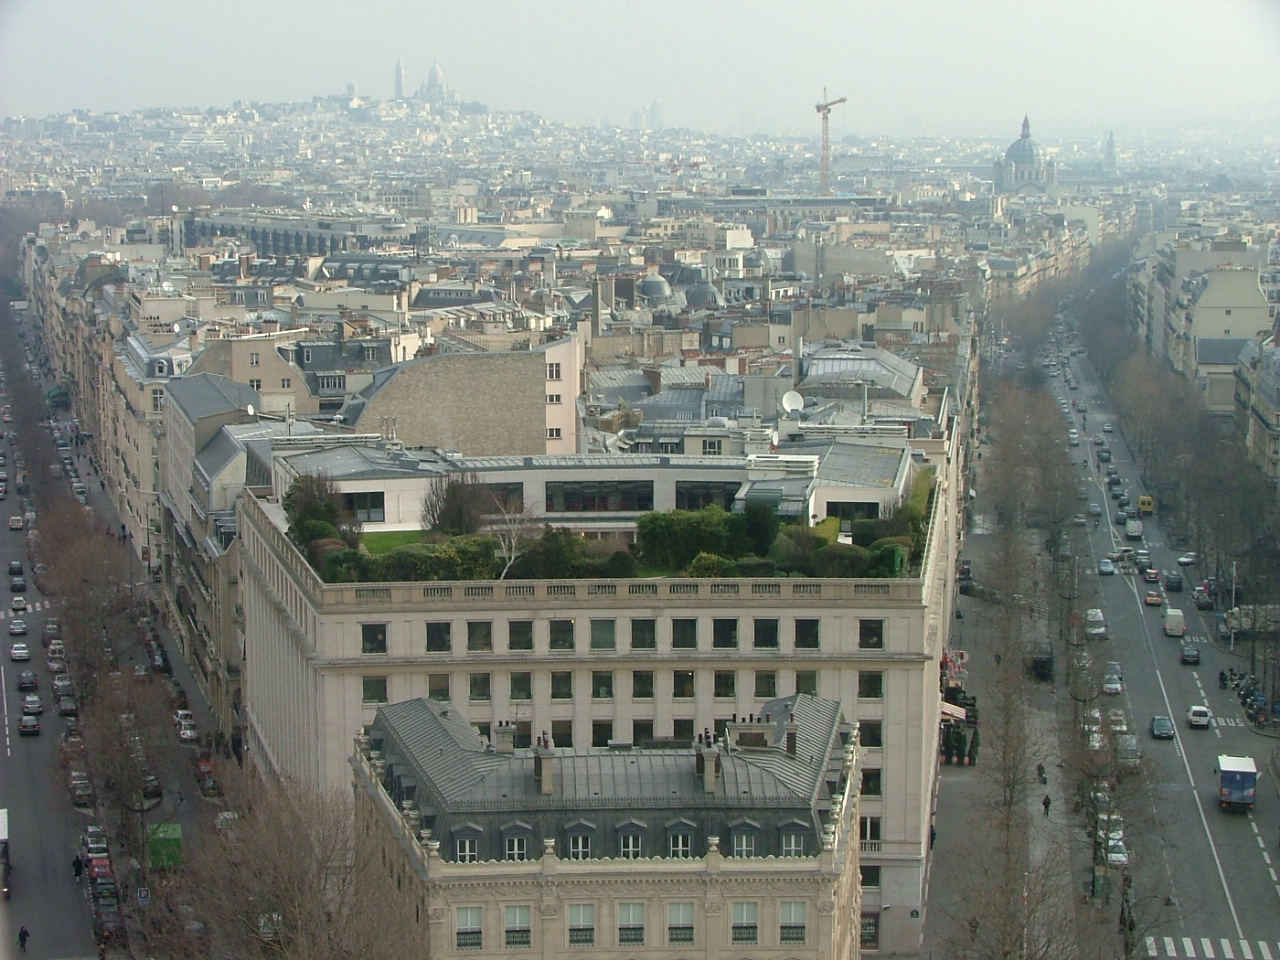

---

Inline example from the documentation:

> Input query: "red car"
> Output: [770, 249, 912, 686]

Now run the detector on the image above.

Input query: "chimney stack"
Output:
[785, 713, 798, 757]
[699, 739, 721, 794]
[534, 734, 555, 795]
[493, 721, 516, 754]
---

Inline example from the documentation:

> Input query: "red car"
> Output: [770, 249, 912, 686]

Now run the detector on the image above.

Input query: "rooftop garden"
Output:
[283, 470, 935, 585]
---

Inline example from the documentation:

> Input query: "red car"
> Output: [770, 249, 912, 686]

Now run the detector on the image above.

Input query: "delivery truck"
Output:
[1217, 755, 1258, 810]
[1125, 519, 1144, 541]
[1163, 608, 1186, 637]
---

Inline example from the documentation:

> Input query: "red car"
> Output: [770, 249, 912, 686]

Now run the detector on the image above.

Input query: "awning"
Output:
[940, 702, 967, 722]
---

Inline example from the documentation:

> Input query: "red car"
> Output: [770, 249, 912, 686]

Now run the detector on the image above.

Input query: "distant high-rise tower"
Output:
[394, 57, 405, 100]
[1102, 129, 1117, 176]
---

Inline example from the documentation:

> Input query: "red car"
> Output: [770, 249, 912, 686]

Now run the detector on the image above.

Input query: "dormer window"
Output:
[729, 818, 761, 857]
[501, 821, 532, 861]
[154, 360, 167, 376]
[665, 818, 696, 858]
[616, 819, 647, 860]
[566, 819, 596, 860]
[453, 822, 484, 862]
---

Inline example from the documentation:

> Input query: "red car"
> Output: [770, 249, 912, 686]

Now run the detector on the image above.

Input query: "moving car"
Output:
[1150, 715, 1175, 739]
[178, 720, 198, 743]
[8, 577, 24, 592]
[1179, 645, 1200, 665]
[1144, 591, 1163, 606]
[8, 640, 28, 659]
[1103, 423, 1113, 433]
[1088, 503, 1102, 516]
[10, 597, 26, 613]
[21, 694, 42, 715]
[1142, 568, 1160, 584]
[1178, 553, 1198, 567]
[8, 621, 25, 637]
[6, 561, 20, 576]
[17, 715, 38, 736]
[1098, 559, 1115, 576]
[15, 670, 35, 691]
[7, 516, 22, 530]
[1164, 572, 1183, 592]
[1187, 705, 1212, 728]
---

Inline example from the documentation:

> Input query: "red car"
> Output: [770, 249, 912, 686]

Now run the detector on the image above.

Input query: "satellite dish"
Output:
[172, 323, 181, 333]
[781, 391, 804, 413]
[246, 403, 255, 417]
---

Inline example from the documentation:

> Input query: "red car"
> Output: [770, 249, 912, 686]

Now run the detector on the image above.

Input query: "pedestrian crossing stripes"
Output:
[1146, 937, 1279, 959]
[1, 601, 49, 618]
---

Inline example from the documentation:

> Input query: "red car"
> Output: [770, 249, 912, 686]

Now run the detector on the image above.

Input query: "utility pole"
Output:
[815, 89, 847, 197]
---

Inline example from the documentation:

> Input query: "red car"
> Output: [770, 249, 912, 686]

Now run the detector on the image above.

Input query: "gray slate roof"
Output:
[166, 373, 260, 422]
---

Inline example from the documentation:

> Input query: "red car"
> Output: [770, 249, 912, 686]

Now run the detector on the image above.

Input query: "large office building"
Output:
[238, 404, 965, 955]
[352, 693, 862, 960]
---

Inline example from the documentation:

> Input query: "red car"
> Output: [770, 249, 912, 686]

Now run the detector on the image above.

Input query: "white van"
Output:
[1163, 608, 1186, 637]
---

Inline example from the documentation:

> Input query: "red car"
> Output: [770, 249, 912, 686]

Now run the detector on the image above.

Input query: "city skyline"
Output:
[1, 0, 1278, 140]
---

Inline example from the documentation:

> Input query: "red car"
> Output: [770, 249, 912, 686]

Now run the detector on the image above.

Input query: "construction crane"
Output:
[815, 88, 847, 196]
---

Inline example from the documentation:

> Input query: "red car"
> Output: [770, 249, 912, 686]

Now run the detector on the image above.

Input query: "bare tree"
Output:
[487, 489, 541, 579]
[420, 471, 490, 535]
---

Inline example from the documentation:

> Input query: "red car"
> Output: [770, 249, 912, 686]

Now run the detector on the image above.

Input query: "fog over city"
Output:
[2, 0, 1278, 138]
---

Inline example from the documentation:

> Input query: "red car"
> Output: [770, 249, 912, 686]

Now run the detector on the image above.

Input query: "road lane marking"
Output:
[1258, 943, 1272, 960]
[1147, 937, 1159, 957]
[1222, 941, 1234, 959]
[1239, 941, 1252, 960]
[1202, 939, 1215, 958]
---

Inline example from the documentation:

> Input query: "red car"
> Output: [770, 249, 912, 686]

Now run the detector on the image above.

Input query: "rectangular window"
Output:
[781, 833, 804, 857]
[592, 671, 613, 700]
[428, 674, 449, 702]
[589, 619, 616, 650]
[508, 620, 533, 651]
[619, 834, 642, 859]
[592, 720, 613, 747]
[547, 394, 561, 404]
[551, 672, 573, 700]
[632, 670, 654, 699]
[426, 621, 451, 653]
[360, 623, 387, 655]
[318, 374, 346, 391]
[302, 348, 312, 364]
[702, 438, 722, 456]
[668, 903, 694, 944]
[795, 619, 820, 649]
[546, 362, 562, 381]
[669, 833, 692, 858]
[755, 670, 777, 699]
[547, 427, 562, 440]
[456, 906, 482, 950]
[753, 618, 779, 649]
[673, 670, 695, 699]
[618, 903, 645, 945]
[361, 676, 387, 703]
[505, 836, 528, 862]
[712, 618, 738, 649]
[469, 673, 491, 702]
[633, 720, 653, 745]
[568, 904, 594, 945]
[858, 671, 884, 699]
[860, 865, 882, 887]
[343, 491, 385, 523]
[544, 480, 654, 512]
[249, 352, 260, 366]
[456, 837, 479, 863]
[281, 378, 291, 389]
[673, 718, 694, 741]
[467, 621, 493, 652]
[861, 768, 883, 797]
[551, 720, 572, 748]
[861, 721, 883, 748]
[248, 379, 262, 391]
[731, 902, 758, 944]
[510, 672, 532, 701]
[859, 619, 885, 649]
[549, 619, 574, 651]
[568, 836, 591, 861]
[363, 345, 378, 361]
[795, 670, 817, 695]
[672, 619, 697, 649]
[714, 671, 736, 698]
[860, 914, 880, 950]
[860, 816, 882, 841]
[631, 619, 656, 650]
[732, 833, 755, 858]
[780, 902, 806, 944]
[505, 905, 532, 948]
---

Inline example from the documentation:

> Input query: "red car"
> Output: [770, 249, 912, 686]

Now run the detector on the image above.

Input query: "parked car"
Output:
[21, 694, 42, 715]
[1178, 553, 1198, 567]
[1102, 675, 1124, 695]
[58, 696, 78, 717]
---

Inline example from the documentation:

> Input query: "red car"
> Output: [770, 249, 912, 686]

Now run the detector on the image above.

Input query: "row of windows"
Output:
[361, 617, 885, 655]
[362, 668, 885, 705]
[245, 378, 293, 390]
[544, 480, 654, 513]
[452, 823, 809, 863]
[455, 901, 805, 951]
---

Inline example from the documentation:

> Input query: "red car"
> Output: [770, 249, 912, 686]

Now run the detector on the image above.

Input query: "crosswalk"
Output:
[1, 599, 50, 618]
[1146, 936, 1280, 959]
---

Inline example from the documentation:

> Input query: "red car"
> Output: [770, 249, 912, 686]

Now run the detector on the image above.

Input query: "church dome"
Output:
[638, 274, 671, 299]
[685, 279, 724, 309]
[1004, 115, 1043, 167]
[428, 61, 444, 86]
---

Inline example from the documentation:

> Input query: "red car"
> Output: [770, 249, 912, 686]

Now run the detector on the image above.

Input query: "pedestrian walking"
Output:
[18, 926, 29, 951]
[1042, 794, 1051, 817]
[72, 853, 83, 883]
[929, 826, 936, 849]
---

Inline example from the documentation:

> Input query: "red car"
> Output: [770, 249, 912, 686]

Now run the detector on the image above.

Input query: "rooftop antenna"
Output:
[815, 88, 847, 197]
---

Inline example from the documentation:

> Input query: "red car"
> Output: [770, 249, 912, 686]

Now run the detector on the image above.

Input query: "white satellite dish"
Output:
[781, 391, 804, 413]
[246, 403, 255, 417]
[172, 322, 181, 333]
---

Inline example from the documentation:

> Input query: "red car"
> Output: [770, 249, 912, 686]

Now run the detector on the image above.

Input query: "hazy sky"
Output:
[1, 0, 1277, 139]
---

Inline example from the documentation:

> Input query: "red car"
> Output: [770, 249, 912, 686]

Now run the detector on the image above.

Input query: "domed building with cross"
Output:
[993, 115, 1057, 193]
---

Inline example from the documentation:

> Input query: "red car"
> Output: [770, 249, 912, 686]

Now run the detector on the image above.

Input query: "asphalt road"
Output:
[1059, 352, 1280, 953]
[0, 432, 98, 960]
